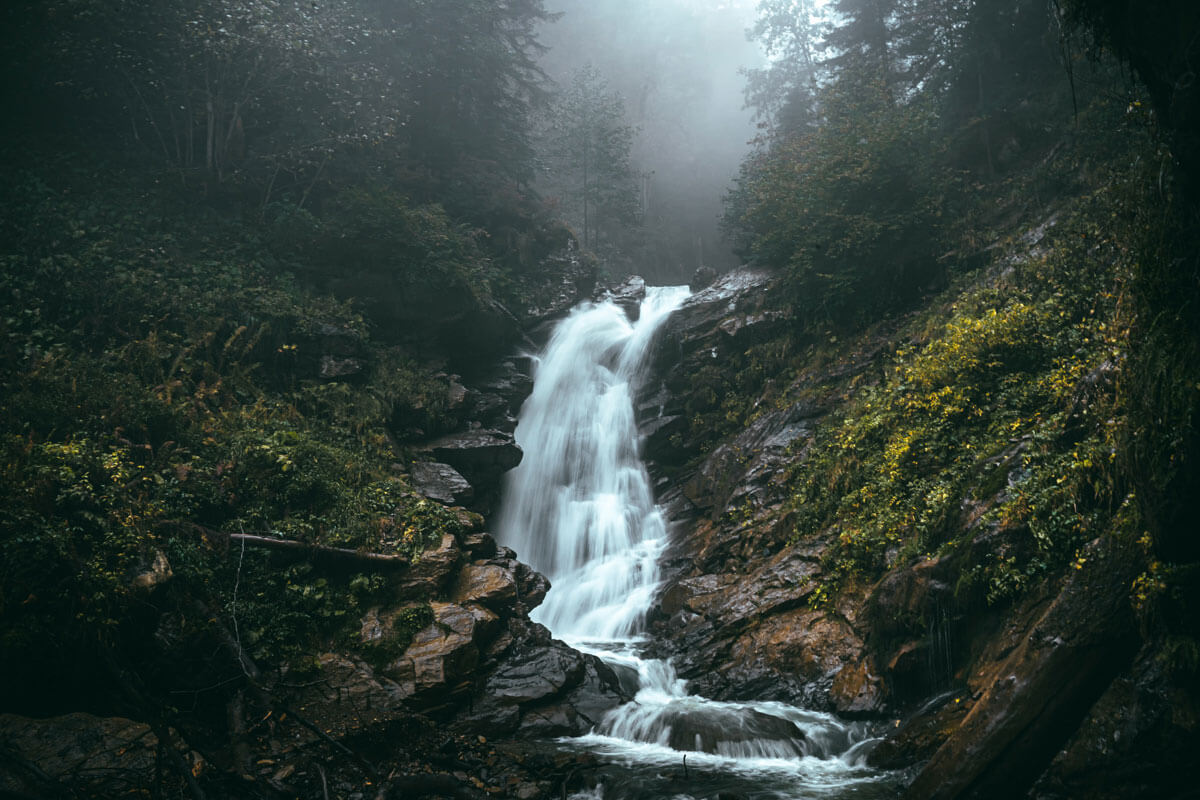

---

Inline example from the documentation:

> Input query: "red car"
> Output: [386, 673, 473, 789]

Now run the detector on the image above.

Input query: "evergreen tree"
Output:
[539, 65, 640, 252]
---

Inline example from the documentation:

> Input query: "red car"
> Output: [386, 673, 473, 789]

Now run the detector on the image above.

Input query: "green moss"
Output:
[784, 102, 1158, 607]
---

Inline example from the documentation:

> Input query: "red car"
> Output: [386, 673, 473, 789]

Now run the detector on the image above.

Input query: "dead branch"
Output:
[170, 522, 411, 568]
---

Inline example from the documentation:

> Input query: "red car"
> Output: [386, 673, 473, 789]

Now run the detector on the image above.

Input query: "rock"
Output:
[461, 531, 499, 559]
[384, 602, 498, 700]
[131, 550, 172, 592]
[319, 354, 364, 379]
[410, 461, 474, 506]
[426, 430, 523, 491]
[0, 713, 171, 794]
[1028, 660, 1200, 800]
[514, 222, 597, 322]
[901, 537, 1141, 800]
[638, 268, 784, 471]
[297, 653, 409, 713]
[869, 691, 972, 769]
[395, 533, 460, 598]
[681, 399, 822, 514]
[512, 560, 551, 610]
[596, 705, 806, 756]
[606, 275, 646, 321]
[690, 265, 718, 291]
[481, 638, 586, 707]
[830, 660, 884, 714]
[451, 564, 519, 610]
[458, 621, 628, 737]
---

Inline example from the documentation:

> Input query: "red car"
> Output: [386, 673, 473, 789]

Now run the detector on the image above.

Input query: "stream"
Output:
[498, 287, 901, 799]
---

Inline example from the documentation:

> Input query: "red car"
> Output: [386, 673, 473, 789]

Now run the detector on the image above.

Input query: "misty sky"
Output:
[536, 0, 770, 275]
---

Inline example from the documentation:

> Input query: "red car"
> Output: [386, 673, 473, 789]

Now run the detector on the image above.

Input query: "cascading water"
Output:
[498, 287, 685, 640]
[498, 287, 899, 799]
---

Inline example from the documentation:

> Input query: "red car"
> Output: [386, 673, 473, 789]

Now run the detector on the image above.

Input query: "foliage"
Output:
[726, 66, 952, 327]
[785, 111, 1156, 606]
[0, 155, 473, 700]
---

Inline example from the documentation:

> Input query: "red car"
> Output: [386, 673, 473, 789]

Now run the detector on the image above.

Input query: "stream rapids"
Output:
[498, 287, 901, 799]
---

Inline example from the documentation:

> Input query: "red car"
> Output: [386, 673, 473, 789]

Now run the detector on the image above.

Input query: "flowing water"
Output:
[498, 288, 900, 799]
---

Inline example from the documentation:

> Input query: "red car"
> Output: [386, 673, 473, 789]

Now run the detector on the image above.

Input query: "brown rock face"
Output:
[395, 533, 461, 598]
[383, 601, 498, 699]
[451, 563, 519, 610]
[901, 537, 1140, 800]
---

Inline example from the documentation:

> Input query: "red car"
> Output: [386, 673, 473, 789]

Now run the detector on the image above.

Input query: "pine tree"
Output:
[540, 66, 640, 252]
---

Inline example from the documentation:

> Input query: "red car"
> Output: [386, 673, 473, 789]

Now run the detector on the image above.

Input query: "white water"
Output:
[498, 287, 687, 640]
[498, 288, 897, 799]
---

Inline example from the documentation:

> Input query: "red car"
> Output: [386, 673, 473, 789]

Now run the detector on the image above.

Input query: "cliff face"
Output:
[636, 255, 1197, 798]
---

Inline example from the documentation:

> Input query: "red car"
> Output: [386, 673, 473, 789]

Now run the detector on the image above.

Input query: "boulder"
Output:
[383, 602, 498, 699]
[660, 707, 806, 756]
[457, 620, 628, 737]
[410, 461, 474, 506]
[426, 430, 523, 491]
[451, 563, 519, 610]
[512, 560, 551, 610]
[606, 275, 646, 322]
[395, 533, 460, 598]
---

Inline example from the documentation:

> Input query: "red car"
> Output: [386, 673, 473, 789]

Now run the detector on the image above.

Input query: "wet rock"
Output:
[512, 560, 551, 610]
[297, 653, 409, 712]
[384, 602, 497, 699]
[830, 660, 884, 714]
[458, 621, 628, 737]
[410, 461, 474, 506]
[606, 275, 646, 322]
[601, 705, 806, 756]
[483, 638, 586, 707]
[0, 713, 169, 794]
[681, 400, 822, 515]
[689, 265, 718, 291]
[868, 691, 972, 769]
[461, 531, 499, 559]
[426, 430, 523, 490]
[395, 533, 461, 598]
[901, 537, 1141, 800]
[451, 563, 519, 611]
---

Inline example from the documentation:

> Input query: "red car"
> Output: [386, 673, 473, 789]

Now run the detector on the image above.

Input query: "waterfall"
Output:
[497, 286, 688, 641]
[497, 286, 897, 799]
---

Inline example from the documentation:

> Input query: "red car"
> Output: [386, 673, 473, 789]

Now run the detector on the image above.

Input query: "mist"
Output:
[535, 0, 766, 283]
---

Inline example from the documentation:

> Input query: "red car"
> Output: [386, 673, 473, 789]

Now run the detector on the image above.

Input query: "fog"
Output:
[536, 0, 766, 282]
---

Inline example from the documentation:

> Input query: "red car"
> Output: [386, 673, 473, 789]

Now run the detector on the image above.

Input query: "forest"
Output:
[0, 1, 1197, 799]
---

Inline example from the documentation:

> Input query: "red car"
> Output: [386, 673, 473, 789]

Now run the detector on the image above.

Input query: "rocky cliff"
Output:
[633, 259, 1198, 799]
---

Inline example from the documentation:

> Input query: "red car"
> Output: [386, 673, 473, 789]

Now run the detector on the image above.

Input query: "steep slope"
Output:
[634, 99, 1198, 798]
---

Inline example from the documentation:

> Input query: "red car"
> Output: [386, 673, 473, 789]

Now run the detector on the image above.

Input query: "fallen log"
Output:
[168, 522, 411, 568]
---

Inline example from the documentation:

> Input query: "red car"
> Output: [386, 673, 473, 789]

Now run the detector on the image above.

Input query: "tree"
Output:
[539, 65, 640, 252]
[744, 0, 825, 131]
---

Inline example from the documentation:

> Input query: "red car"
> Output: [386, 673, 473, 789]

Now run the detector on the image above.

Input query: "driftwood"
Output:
[170, 522, 411, 568]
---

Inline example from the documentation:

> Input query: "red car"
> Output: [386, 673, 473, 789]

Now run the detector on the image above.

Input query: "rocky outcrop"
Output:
[422, 429, 523, 515]
[410, 461, 474, 505]
[605, 275, 646, 322]
[639, 268, 788, 472]
[636, 268, 894, 713]
[0, 713, 181, 796]
[354, 521, 627, 738]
